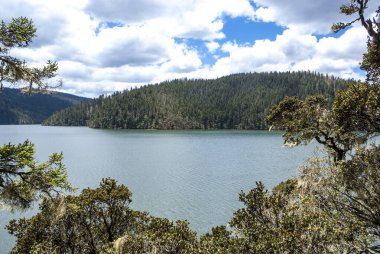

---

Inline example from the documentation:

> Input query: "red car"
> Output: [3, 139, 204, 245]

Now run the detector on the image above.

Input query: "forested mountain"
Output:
[44, 71, 354, 129]
[0, 88, 88, 124]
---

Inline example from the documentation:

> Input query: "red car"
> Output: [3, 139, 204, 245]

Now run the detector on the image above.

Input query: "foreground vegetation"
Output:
[1, 0, 380, 253]
[43, 71, 351, 129]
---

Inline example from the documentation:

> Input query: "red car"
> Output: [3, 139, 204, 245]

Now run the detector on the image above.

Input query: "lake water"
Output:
[0, 125, 316, 253]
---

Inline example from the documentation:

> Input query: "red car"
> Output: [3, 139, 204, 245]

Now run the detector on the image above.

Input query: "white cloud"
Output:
[86, 0, 255, 40]
[315, 26, 367, 60]
[93, 26, 173, 67]
[1, 0, 371, 97]
[210, 25, 367, 78]
[254, 0, 343, 33]
[205, 42, 220, 53]
[86, 0, 174, 23]
[253, 0, 378, 34]
[58, 61, 93, 82]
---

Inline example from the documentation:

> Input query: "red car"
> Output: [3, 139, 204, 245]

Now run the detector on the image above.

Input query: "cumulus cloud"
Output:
[1, 0, 371, 97]
[253, 0, 378, 34]
[210, 25, 367, 79]
[94, 26, 173, 67]
[254, 0, 344, 33]
[86, 0, 255, 40]
[86, 0, 173, 23]
[205, 41, 220, 53]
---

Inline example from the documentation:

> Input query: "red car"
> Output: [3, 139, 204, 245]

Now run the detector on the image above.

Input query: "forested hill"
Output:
[43, 72, 354, 130]
[0, 88, 88, 124]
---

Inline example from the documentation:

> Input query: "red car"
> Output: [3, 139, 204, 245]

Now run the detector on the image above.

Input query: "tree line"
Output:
[43, 71, 351, 130]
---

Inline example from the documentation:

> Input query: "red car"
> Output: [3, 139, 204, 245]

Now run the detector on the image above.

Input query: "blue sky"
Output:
[187, 17, 286, 66]
[1, 0, 375, 97]
[223, 18, 285, 43]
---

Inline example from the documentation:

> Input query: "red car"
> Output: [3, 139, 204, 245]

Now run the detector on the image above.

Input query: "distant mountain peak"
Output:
[0, 88, 89, 125]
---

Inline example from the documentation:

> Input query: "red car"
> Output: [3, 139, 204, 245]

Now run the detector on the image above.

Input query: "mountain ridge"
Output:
[43, 71, 355, 130]
[0, 88, 89, 124]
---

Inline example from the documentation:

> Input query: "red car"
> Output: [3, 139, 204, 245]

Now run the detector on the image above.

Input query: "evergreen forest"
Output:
[43, 71, 351, 129]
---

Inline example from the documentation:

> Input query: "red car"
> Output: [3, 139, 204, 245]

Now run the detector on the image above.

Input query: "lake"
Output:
[0, 125, 316, 253]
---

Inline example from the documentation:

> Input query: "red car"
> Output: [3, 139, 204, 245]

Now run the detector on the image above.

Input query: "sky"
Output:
[1, 0, 377, 97]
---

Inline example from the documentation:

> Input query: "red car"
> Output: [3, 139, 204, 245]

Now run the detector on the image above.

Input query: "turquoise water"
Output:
[0, 125, 316, 253]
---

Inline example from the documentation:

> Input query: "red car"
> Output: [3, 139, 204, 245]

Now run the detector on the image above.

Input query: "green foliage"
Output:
[266, 83, 380, 162]
[362, 24, 380, 83]
[264, 0, 380, 252]
[266, 95, 329, 146]
[0, 16, 74, 215]
[333, 83, 380, 136]
[0, 17, 36, 48]
[332, 0, 380, 83]
[229, 177, 372, 253]
[8, 176, 375, 253]
[114, 218, 197, 254]
[0, 17, 60, 94]
[296, 155, 379, 253]
[333, 146, 380, 236]
[7, 179, 198, 254]
[0, 141, 73, 210]
[7, 178, 136, 253]
[267, 1, 380, 162]
[198, 226, 240, 253]
[44, 71, 350, 130]
[266, 95, 353, 161]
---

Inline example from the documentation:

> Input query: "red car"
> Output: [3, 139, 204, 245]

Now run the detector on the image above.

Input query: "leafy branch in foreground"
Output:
[8, 176, 376, 254]
[332, 0, 380, 84]
[266, 0, 380, 162]
[0, 141, 73, 210]
[266, 95, 353, 161]
[265, 82, 380, 162]
[265, 0, 380, 252]
[0, 16, 66, 211]
[0, 17, 61, 94]
[7, 179, 197, 254]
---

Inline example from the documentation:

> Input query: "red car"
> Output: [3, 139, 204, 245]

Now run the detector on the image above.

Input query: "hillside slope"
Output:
[44, 72, 354, 130]
[0, 88, 89, 124]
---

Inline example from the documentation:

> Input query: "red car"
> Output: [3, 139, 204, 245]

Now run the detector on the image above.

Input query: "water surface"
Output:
[0, 125, 316, 253]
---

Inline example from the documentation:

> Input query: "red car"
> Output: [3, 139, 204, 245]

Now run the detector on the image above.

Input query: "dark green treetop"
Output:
[0, 141, 73, 210]
[265, 0, 380, 251]
[332, 0, 380, 83]
[0, 17, 60, 94]
[0, 17, 71, 211]
[267, 0, 380, 161]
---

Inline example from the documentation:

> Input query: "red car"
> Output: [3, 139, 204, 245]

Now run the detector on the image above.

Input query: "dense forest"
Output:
[0, 88, 88, 124]
[44, 71, 353, 129]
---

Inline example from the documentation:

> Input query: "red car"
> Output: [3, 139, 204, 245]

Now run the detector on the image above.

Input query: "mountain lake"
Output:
[0, 125, 318, 253]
